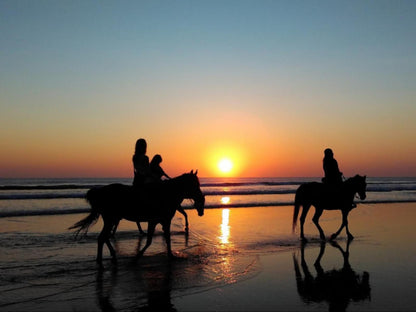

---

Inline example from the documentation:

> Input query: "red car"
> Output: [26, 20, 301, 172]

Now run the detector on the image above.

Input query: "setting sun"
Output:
[218, 158, 233, 174]
[205, 143, 248, 177]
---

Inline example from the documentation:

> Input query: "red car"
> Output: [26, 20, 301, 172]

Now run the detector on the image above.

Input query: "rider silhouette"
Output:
[150, 154, 171, 181]
[132, 138, 150, 186]
[322, 148, 343, 185]
[323, 148, 357, 209]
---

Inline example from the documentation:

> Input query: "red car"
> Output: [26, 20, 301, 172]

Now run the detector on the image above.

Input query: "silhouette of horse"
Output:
[69, 171, 205, 265]
[293, 241, 371, 312]
[111, 205, 190, 237]
[293, 175, 367, 242]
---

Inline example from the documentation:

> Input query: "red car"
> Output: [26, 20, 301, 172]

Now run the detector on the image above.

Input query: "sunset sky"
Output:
[1, 0, 415, 178]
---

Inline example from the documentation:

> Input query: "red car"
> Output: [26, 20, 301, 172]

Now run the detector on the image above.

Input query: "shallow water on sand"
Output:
[1, 204, 416, 311]
[0, 207, 294, 311]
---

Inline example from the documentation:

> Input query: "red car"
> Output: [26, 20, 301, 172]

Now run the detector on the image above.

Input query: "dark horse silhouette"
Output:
[69, 171, 205, 265]
[111, 205, 191, 237]
[293, 175, 367, 242]
[293, 241, 371, 312]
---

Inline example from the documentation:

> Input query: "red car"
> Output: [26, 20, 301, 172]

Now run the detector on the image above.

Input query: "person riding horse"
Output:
[132, 138, 151, 187]
[322, 148, 356, 209]
[322, 148, 343, 185]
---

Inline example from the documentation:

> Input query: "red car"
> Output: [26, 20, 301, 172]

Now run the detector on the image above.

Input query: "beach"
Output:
[2, 1, 416, 311]
[1, 203, 415, 311]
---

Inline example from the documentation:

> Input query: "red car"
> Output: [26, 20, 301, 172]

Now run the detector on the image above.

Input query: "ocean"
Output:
[1, 176, 416, 218]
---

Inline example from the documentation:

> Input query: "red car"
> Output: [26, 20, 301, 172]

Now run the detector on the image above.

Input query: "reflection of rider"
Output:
[322, 148, 343, 185]
[132, 138, 150, 187]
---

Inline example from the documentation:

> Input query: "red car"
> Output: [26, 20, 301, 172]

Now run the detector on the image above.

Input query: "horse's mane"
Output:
[168, 172, 199, 184]
[159, 172, 199, 195]
[345, 174, 365, 182]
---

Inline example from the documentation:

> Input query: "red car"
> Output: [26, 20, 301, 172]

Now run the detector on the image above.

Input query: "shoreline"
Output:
[3, 199, 416, 219]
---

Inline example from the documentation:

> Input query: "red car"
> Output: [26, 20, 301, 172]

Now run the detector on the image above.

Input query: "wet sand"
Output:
[1, 203, 415, 311]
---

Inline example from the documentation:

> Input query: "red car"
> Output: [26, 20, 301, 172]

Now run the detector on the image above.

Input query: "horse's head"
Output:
[182, 170, 205, 216]
[352, 175, 367, 200]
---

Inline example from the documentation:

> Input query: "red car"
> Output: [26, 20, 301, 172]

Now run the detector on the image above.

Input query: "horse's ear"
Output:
[190, 170, 194, 174]
[195, 169, 198, 176]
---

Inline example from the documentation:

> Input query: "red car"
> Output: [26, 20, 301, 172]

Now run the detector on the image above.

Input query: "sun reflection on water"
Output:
[219, 209, 230, 244]
[221, 196, 230, 205]
[217, 208, 240, 284]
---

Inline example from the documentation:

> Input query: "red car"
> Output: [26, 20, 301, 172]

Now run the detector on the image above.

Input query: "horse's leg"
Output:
[97, 221, 115, 265]
[97, 228, 105, 265]
[162, 220, 174, 259]
[105, 237, 117, 264]
[111, 220, 119, 237]
[135, 234, 143, 254]
[136, 222, 145, 235]
[300, 242, 312, 280]
[330, 209, 352, 240]
[299, 204, 310, 242]
[343, 210, 354, 241]
[137, 221, 156, 258]
[330, 228, 343, 240]
[312, 208, 326, 241]
[314, 242, 326, 276]
[177, 206, 189, 233]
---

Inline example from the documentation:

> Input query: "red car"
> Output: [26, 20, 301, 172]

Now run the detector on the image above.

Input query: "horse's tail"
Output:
[292, 186, 302, 233]
[68, 188, 100, 238]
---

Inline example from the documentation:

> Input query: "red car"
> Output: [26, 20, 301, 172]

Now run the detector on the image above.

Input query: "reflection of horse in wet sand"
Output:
[69, 171, 205, 266]
[293, 241, 371, 312]
[293, 175, 367, 242]
[96, 259, 177, 312]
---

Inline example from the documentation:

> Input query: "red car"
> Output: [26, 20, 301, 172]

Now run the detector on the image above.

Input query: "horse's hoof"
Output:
[347, 234, 354, 241]
[168, 253, 178, 260]
[330, 234, 337, 240]
[301, 237, 308, 244]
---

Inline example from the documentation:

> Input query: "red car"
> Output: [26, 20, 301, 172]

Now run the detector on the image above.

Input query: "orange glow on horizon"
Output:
[203, 142, 249, 177]
[1, 126, 415, 178]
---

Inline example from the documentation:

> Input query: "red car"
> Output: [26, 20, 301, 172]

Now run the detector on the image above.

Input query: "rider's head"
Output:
[324, 148, 334, 158]
[151, 154, 162, 165]
[135, 138, 147, 155]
